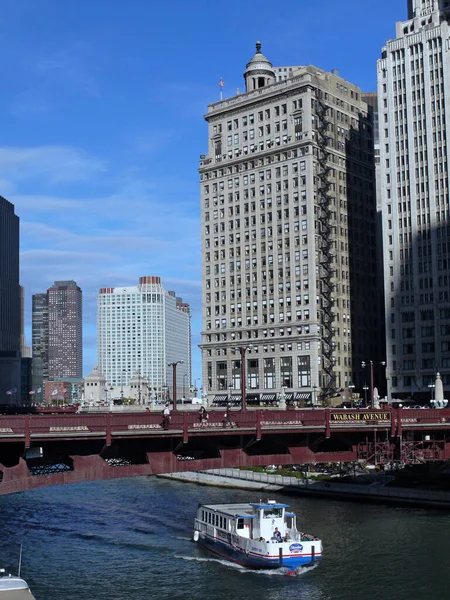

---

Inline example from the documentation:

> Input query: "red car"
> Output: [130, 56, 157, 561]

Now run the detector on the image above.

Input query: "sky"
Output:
[0, 0, 408, 384]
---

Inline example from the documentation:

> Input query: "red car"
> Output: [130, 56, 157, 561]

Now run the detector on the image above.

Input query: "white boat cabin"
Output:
[197, 500, 297, 542]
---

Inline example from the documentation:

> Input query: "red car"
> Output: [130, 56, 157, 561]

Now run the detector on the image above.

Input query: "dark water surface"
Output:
[0, 477, 448, 600]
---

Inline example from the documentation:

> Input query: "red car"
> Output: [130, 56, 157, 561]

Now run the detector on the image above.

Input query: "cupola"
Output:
[243, 41, 276, 92]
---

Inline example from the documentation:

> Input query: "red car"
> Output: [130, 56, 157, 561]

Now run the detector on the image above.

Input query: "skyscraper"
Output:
[31, 292, 48, 397]
[0, 195, 21, 403]
[200, 43, 383, 405]
[47, 281, 82, 379]
[97, 276, 191, 402]
[32, 281, 83, 392]
[378, 0, 450, 397]
[0, 196, 20, 354]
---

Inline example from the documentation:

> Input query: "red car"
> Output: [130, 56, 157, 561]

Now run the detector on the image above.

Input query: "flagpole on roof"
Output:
[219, 76, 224, 101]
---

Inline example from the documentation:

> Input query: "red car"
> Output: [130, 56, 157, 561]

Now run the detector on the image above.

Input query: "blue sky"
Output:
[0, 0, 407, 383]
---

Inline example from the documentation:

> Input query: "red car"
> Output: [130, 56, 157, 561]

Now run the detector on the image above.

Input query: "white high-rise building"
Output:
[97, 276, 191, 401]
[378, 0, 450, 397]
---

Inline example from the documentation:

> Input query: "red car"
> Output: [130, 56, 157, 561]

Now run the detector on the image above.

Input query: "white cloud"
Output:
[0, 146, 106, 184]
[4, 142, 203, 378]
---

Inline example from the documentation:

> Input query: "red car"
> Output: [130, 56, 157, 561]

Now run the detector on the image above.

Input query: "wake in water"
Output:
[174, 554, 319, 576]
[175, 554, 246, 571]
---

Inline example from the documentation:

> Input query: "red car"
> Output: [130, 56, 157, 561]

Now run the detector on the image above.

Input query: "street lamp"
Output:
[363, 384, 369, 407]
[361, 360, 385, 408]
[233, 345, 253, 411]
[137, 368, 142, 405]
[428, 383, 435, 401]
[121, 369, 127, 402]
[348, 383, 355, 408]
[168, 360, 184, 411]
[228, 383, 233, 406]
[183, 373, 188, 404]
[312, 385, 318, 407]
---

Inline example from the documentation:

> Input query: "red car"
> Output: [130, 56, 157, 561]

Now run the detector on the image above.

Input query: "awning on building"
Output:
[213, 395, 227, 403]
[231, 394, 242, 401]
[295, 392, 312, 400]
[261, 393, 277, 401]
[284, 393, 294, 401]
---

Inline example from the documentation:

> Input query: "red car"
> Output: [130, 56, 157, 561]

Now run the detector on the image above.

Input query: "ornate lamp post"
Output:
[137, 368, 142, 405]
[228, 383, 233, 406]
[183, 373, 188, 405]
[233, 345, 253, 411]
[362, 361, 385, 408]
[363, 384, 369, 407]
[348, 383, 355, 408]
[121, 369, 127, 402]
[312, 385, 318, 407]
[428, 382, 435, 401]
[168, 360, 184, 411]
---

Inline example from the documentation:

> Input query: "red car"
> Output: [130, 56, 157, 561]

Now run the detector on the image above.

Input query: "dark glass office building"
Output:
[0, 196, 21, 403]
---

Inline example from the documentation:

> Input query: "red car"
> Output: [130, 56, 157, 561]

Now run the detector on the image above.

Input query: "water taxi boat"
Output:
[0, 569, 35, 599]
[193, 499, 323, 571]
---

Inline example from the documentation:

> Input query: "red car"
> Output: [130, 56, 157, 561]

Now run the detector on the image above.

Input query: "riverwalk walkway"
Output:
[159, 467, 450, 509]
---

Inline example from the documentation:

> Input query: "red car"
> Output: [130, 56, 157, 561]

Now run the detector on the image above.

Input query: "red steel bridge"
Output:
[0, 407, 450, 495]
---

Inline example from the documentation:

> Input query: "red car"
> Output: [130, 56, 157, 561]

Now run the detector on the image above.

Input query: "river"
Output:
[0, 476, 448, 599]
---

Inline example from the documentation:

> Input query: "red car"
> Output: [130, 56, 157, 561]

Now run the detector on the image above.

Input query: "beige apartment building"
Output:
[200, 43, 383, 406]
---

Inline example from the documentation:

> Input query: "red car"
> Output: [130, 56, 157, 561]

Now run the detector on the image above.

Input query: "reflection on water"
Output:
[0, 477, 449, 600]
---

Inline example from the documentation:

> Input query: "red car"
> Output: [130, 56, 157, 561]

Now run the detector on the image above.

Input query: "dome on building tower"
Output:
[243, 41, 276, 92]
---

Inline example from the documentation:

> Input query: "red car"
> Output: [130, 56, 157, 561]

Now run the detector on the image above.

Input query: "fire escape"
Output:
[315, 91, 337, 400]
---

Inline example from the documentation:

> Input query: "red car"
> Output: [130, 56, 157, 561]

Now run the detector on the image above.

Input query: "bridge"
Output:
[0, 407, 449, 495]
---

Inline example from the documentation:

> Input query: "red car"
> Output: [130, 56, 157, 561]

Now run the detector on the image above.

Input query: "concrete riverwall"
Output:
[159, 468, 450, 509]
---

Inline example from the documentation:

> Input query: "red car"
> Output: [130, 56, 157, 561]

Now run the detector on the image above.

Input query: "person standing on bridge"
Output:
[223, 403, 235, 428]
[162, 404, 171, 430]
[199, 406, 208, 425]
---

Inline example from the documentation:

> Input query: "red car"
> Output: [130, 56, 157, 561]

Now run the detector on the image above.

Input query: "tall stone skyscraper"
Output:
[48, 281, 82, 379]
[0, 196, 21, 402]
[200, 43, 382, 405]
[33, 281, 83, 392]
[378, 0, 450, 397]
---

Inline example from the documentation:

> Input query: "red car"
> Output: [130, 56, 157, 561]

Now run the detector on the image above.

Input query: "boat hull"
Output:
[196, 533, 322, 571]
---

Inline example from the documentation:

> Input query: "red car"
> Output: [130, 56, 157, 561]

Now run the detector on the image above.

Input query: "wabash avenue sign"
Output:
[330, 412, 391, 423]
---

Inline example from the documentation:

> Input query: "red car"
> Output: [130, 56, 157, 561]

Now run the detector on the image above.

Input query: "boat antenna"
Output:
[18, 544, 22, 578]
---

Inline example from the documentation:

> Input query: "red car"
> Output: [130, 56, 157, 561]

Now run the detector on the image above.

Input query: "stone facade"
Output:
[200, 43, 382, 405]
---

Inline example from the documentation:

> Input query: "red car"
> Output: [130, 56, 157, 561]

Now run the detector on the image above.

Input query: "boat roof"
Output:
[249, 502, 290, 509]
[0, 576, 35, 599]
[199, 501, 290, 518]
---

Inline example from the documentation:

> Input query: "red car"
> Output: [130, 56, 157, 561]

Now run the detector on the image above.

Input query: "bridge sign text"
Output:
[330, 412, 391, 423]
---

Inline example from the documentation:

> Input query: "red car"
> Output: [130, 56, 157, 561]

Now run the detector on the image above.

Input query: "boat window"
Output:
[208, 513, 212, 524]
[224, 518, 227, 530]
[220, 516, 223, 528]
[263, 508, 282, 518]
[237, 518, 244, 530]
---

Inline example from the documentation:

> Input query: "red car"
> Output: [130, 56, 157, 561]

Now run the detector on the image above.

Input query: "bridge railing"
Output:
[1, 408, 450, 440]
[398, 408, 449, 424]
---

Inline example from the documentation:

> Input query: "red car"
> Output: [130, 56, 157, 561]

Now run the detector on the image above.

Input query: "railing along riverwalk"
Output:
[194, 468, 450, 508]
